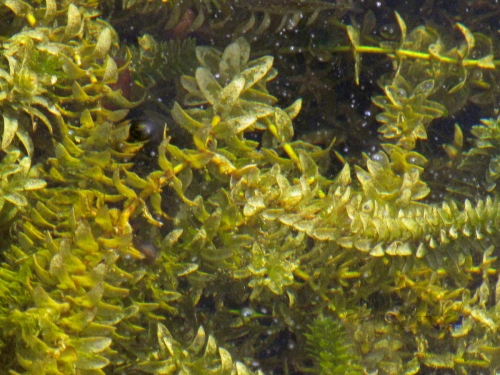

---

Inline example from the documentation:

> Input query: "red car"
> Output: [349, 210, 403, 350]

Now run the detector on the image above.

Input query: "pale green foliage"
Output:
[372, 76, 446, 150]
[246, 235, 298, 298]
[374, 12, 495, 106]
[0, 1, 129, 157]
[175, 36, 279, 131]
[132, 34, 198, 85]
[0, 34, 59, 155]
[121, 0, 225, 12]
[107, 0, 339, 43]
[0, 2, 147, 374]
[135, 324, 264, 375]
[172, 37, 301, 175]
[461, 116, 500, 191]
[166, 31, 500, 372]
[306, 318, 363, 375]
[4, 3, 500, 375]
[0, 147, 45, 219]
[355, 145, 430, 207]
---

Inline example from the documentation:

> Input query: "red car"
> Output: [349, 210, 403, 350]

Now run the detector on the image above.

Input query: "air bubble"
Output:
[372, 152, 384, 161]
[241, 307, 254, 318]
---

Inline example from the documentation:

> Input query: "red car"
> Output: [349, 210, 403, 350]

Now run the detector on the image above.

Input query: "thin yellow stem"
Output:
[328, 45, 500, 68]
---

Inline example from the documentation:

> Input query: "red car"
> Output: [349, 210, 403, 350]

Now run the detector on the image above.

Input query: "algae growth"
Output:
[2, 0, 500, 374]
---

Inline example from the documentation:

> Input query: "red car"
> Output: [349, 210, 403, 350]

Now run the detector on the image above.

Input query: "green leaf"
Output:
[171, 102, 204, 134]
[75, 352, 110, 370]
[240, 100, 275, 119]
[71, 337, 112, 354]
[182, 150, 214, 169]
[346, 25, 361, 85]
[180, 75, 203, 95]
[456, 23, 475, 57]
[64, 4, 82, 39]
[5, 192, 27, 206]
[240, 56, 273, 91]
[113, 168, 137, 199]
[2, 113, 18, 151]
[75, 221, 99, 253]
[413, 80, 434, 98]
[220, 38, 242, 81]
[135, 360, 176, 373]
[0, 196, 5, 212]
[124, 170, 149, 189]
[60, 55, 87, 79]
[212, 115, 256, 138]
[44, 0, 56, 19]
[21, 178, 46, 190]
[477, 54, 495, 69]
[3, 0, 31, 17]
[273, 108, 294, 143]
[235, 36, 251, 67]
[216, 76, 245, 112]
[195, 67, 222, 105]
[23, 105, 54, 134]
[195, 46, 222, 73]
[32, 285, 70, 312]
[55, 143, 81, 167]
[73, 81, 91, 102]
[284, 98, 302, 120]
[395, 11, 407, 45]
[103, 87, 138, 108]
[385, 85, 406, 108]
[93, 28, 113, 60]
[102, 56, 118, 83]
[157, 323, 176, 357]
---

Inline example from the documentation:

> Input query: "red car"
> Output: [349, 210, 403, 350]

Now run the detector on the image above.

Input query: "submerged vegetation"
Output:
[3, 0, 500, 374]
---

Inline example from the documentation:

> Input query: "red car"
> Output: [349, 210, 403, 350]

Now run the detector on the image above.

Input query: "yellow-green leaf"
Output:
[2, 113, 18, 151]
[196, 67, 222, 105]
[93, 28, 113, 60]
[64, 4, 82, 39]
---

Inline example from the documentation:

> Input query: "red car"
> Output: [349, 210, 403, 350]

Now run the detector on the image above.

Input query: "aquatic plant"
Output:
[3, 1, 500, 374]
[305, 317, 363, 375]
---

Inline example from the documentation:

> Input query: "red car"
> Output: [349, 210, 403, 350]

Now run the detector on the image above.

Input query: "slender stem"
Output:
[355, 46, 393, 55]
[269, 43, 500, 69]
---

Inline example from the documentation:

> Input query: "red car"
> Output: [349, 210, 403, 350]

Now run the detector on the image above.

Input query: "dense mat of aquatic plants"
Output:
[3, 0, 500, 374]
